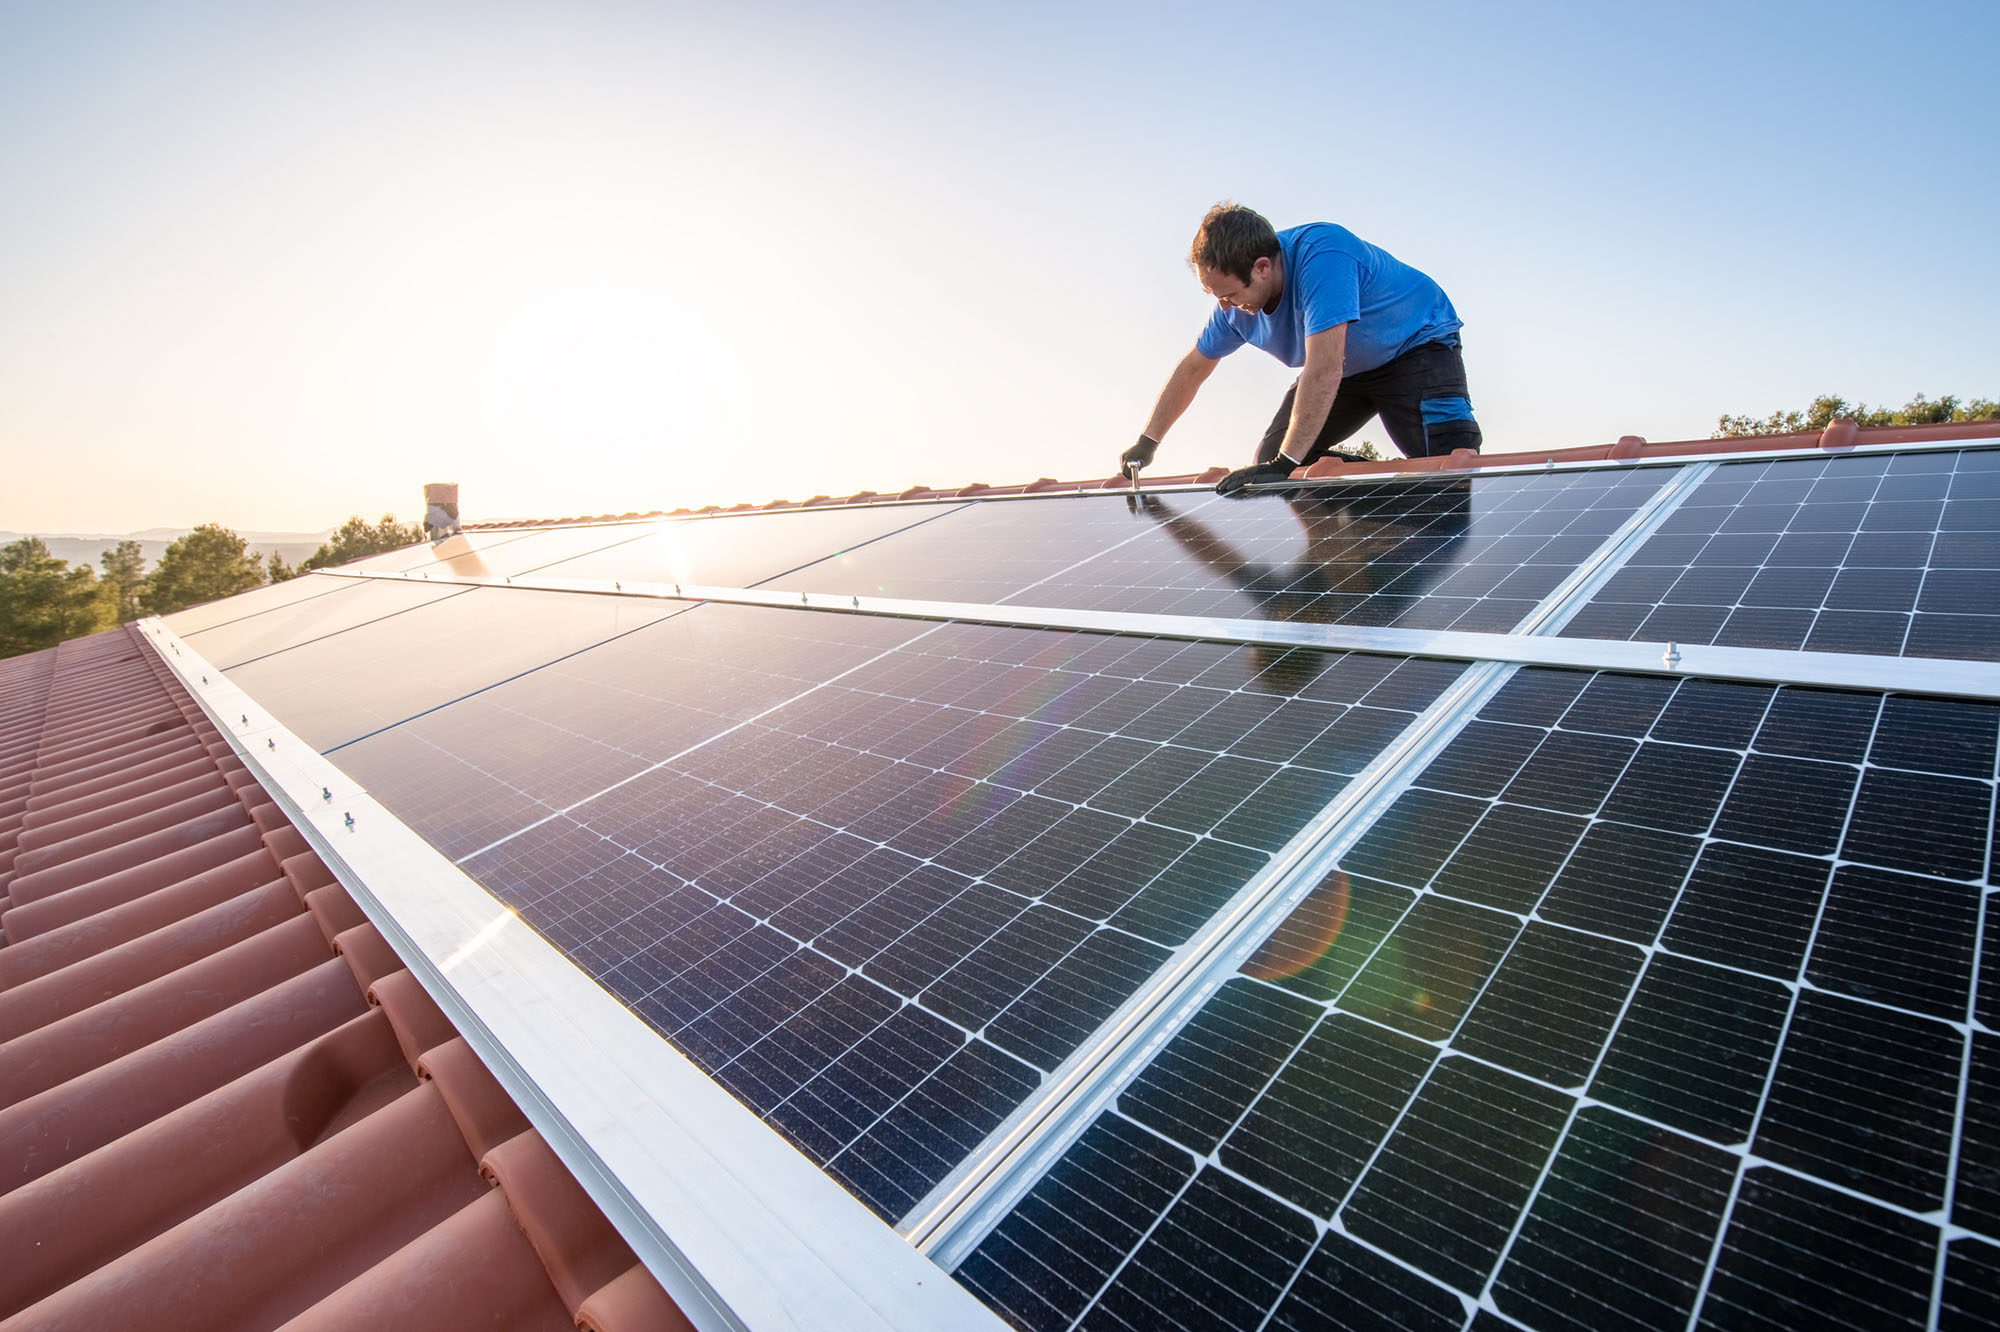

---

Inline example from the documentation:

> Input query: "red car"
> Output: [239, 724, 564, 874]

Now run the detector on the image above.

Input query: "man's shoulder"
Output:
[1281, 222, 1366, 251]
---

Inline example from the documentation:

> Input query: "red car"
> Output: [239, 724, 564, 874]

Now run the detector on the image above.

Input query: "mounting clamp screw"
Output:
[852, 595, 860, 608]
[321, 786, 333, 801]
[801, 592, 810, 605]
[267, 738, 276, 750]
[241, 714, 247, 724]
[344, 812, 356, 830]
[1663, 641, 1682, 666]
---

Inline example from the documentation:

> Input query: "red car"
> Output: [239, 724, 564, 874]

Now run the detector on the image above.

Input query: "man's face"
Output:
[1199, 255, 1281, 315]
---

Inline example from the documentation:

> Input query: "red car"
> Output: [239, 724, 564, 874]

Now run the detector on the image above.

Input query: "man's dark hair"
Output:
[1189, 203, 1279, 283]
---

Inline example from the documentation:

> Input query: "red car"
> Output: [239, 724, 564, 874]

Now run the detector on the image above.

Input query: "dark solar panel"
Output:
[1561, 446, 2000, 660]
[961, 663, 1996, 1329]
[765, 469, 1670, 631]
[333, 620, 1465, 1223]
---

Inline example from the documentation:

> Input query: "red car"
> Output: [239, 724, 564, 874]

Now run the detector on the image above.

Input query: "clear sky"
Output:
[2, 0, 1995, 533]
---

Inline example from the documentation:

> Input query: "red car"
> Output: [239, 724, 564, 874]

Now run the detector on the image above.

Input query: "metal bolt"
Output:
[321, 786, 333, 802]
[266, 738, 276, 750]
[344, 812, 356, 829]
[1663, 641, 1682, 666]
[615, 581, 622, 592]
[241, 714, 247, 724]
[801, 592, 809, 605]
[852, 595, 860, 608]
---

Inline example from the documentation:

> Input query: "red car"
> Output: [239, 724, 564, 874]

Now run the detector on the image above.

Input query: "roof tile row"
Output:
[0, 625, 693, 1332]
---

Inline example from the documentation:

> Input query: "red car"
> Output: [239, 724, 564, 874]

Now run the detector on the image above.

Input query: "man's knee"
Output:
[1419, 396, 1480, 457]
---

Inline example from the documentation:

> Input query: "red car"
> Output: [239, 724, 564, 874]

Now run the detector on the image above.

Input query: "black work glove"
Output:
[1120, 434, 1160, 474]
[1215, 457, 1298, 496]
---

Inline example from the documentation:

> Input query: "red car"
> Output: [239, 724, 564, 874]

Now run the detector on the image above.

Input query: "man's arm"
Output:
[1270, 322, 1349, 465]
[1142, 347, 1219, 442]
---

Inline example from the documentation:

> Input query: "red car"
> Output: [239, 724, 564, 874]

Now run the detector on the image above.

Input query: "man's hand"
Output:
[1215, 457, 1298, 496]
[1121, 434, 1160, 477]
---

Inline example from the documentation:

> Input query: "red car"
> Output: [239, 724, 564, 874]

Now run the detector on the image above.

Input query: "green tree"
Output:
[142, 524, 266, 615]
[0, 537, 119, 658]
[265, 552, 299, 583]
[301, 514, 425, 572]
[1716, 391, 1999, 438]
[99, 539, 148, 622]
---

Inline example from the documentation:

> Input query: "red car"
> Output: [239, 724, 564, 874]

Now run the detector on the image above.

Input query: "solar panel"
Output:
[526, 502, 972, 588]
[326, 611, 1467, 1222]
[336, 527, 551, 574]
[958, 664, 1996, 1329]
[764, 470, 1670, 631]
[160, 570, 363, 634]
[337, 521, 665, 580]
[223, 586, 682, 749]
[180, 579, 471, 668]
[1561, 447, 2000, 660]
[330, 602, 929, 859]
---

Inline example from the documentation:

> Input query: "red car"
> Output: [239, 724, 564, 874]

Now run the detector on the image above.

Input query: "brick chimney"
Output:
[423, 483, 460, 541]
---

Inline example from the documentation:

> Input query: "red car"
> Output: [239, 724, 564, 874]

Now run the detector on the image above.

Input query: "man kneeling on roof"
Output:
[1121, 203, 1481, 495]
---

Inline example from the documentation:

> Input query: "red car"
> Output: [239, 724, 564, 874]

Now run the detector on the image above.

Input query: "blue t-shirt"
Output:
[1194, 223, 1462, 374]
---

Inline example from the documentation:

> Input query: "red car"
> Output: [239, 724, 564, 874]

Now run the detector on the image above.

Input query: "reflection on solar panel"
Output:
[1562, 447, 2000, 660]
[164, 431, 1998, 1331]
[768, 470, 1669, 630]
[960, 665, 1996, 1330]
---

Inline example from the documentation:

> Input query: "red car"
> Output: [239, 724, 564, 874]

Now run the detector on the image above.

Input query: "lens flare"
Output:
[1244, 871, 1351, 982]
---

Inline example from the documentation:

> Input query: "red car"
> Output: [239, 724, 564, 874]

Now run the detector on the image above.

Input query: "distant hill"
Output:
[0, 530, 332, 573]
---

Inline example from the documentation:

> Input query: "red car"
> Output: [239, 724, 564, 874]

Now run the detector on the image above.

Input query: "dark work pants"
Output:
[1257, 339, 1482, 463]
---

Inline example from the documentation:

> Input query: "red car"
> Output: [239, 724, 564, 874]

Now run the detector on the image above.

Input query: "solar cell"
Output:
[765, 469, 1671, 631]
[1562, 447, 2000, 659]
[960, 664, 1996, 1328]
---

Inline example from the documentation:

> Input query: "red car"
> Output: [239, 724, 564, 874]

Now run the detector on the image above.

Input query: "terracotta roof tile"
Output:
[0, 625, 691, 1332]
